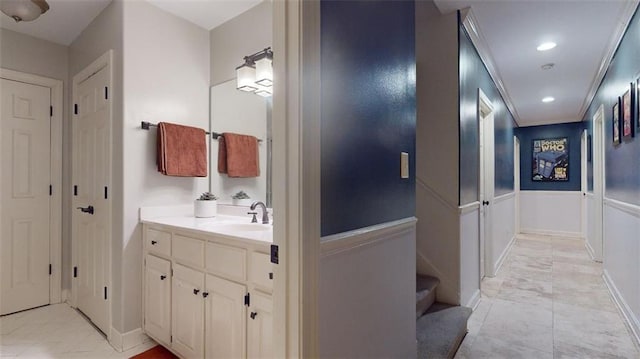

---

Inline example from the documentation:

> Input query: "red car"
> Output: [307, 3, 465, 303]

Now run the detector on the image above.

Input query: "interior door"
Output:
[0, 79, 51, 315]
[479, 111, 486, 280]
[581, 130, 588, 238]
[479, 90, 495, 279]
[591, 106, 604, 261]
[73, 64, 111, 334]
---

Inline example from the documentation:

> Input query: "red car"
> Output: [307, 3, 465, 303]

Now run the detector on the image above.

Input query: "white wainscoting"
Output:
[459, 202, 480, 309]
[319, 218, 416, 359]
[585, 193, 598, 260]
[491, 192, 516, 276]
[603, 198, 640, 345]
[520, 191, 582, 237]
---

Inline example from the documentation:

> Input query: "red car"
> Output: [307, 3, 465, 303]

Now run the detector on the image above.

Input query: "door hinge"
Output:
[49, 185, 53, 196]
[74, 104, 78, 115]
[244, 293, 250, 307]
[49, 264, 52, 275]
[104, 186, 108, 199]
[104, 287, 108, 300]
[104, 86, 108, 100]
[50, 106, 53, 117]
[270, 244, 279, 264]
[73, 266, 78, 278]
[74, 185, 78, 196]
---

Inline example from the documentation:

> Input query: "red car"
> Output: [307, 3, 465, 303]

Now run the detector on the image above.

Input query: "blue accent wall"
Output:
[458, 23, 516, 204]
[583, 6, 640, 206]
[320, 0, 416, 236]
[516, 122, 585, 191]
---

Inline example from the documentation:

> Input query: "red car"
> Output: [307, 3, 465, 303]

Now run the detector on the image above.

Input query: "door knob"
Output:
[76, 205, 94, 214]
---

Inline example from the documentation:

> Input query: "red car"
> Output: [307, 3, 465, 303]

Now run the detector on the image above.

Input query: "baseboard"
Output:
[465, 289, 481, 310]
[583, 239, 601, 263]
[603, 270, 640, 348]
[492, 236, 515, 276]
[109, 327, 150, 352]
[520, 228, 582, 239]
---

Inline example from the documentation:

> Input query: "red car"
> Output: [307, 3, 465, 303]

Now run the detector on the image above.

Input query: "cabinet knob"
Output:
[151, 240, 157, 245]
[250, 312, 258, 320]
[269, 272, 273, 280]
[193, 288, 200, 295]
[202, 292, 209, 298]
[160, 275, 166, 280]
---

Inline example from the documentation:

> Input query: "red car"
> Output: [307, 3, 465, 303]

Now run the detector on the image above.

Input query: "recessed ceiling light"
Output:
[542, 96, 555, 103]
[537, 42, 557, 51]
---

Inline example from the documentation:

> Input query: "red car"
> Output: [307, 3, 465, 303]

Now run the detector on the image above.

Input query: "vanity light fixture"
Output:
[537, 42, 557, 51]
[236, 47, 273, 97]
[1, 0, 49, 22]
[542, 96, 555, 103]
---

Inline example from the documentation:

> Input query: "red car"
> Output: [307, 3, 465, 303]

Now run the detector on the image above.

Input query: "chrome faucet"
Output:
[250, 201, 270, 224]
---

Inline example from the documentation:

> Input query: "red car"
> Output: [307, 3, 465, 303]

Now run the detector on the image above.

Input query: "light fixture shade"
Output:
[254, 84, 272, 98]
[254, 56, 273, 87]
[1, 0, 49, 22]
[236, 63, 258, 92]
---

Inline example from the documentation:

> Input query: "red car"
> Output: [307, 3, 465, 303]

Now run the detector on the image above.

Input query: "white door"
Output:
[205, 274, 246, 359]
[72, 63, 111, 334]
[144, 255, 171, 344]
[581, 130, 588, 238]
[172, 264, 205, 359]
[0, 79, 51, 315]
[247, 291, 273, 359]
[514, 136, 520, 234]
[591, 106, 605, 261]
[478, 90, 495, 279]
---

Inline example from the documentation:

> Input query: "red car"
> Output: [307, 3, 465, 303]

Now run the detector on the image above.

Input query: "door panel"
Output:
[1, 79, 51, 315]
[145, 255, 171, 344]
[73, 64, 111, 334]
[172, 264, 204, 359]
[205, 274, 246, 359]
[247, 292, 273, 359]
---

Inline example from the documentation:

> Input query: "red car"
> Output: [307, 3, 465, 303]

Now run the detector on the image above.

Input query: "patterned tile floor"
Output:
[455, 233, 640, 359]
[0, 304, 155, 358]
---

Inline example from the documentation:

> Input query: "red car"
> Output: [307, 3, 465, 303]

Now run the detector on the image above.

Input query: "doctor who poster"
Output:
[532, 138, 569, 181]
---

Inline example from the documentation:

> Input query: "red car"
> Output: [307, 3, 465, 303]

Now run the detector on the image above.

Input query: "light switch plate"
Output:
[400, 152, 409, 179]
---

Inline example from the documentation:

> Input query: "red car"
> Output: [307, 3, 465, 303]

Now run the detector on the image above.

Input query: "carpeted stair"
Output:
[416, 274, 472, 359]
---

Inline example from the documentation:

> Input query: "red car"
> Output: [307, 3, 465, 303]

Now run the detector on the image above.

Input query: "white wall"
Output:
[121, 0, 210, 333]
[1, 28, 71, 289]
[520, 191, 583, 237]
[319, 220, 416, 358]
[603, 199, 640, 343]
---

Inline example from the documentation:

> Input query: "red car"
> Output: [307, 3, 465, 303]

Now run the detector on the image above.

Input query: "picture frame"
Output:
[613, 97, 621, 145]
[622, 85, 633, 138]
[636, 78, 640, 130]
[532, 137, 569, 182]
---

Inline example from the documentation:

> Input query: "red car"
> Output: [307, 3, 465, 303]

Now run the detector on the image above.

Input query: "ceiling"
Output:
[434, 0, 638, 127]
[0, 0, 263, 46]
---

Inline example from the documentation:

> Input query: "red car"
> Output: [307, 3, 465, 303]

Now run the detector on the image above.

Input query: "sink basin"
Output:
[216, 223, 272, 232]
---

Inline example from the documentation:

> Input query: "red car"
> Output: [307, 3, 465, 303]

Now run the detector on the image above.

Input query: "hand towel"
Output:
[217, 132, 259, 178]
[157, 122, 207, 177]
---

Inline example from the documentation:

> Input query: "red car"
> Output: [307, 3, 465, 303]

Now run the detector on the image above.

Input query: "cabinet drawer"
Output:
[249, 252, 273, 291]
[206, 242, 246, 282]
[173, 235, 205, 267]
[146, 228, 171, 257]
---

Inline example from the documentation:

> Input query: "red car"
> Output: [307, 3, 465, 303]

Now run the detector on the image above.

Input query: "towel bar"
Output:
[141, 121, 262, 142]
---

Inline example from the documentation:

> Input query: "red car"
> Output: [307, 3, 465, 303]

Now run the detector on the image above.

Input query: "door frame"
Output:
[514, 136, 520, 234]
[0, 68, 63, 304]
[591, 105, 605, 261]
[70, 51, 113, 336]
[581, 129, 588, 239]
[478, 88, 495, 279]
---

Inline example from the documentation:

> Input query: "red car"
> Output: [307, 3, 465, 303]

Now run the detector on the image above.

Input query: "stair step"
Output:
[416, 305, 472, 359]
[416, 274, 440, 319]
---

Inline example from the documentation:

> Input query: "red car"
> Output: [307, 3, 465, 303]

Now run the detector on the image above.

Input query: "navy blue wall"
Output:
[516, 122, 585, 191]
[584, 6, 640, 206]
[459, 23, 516, 204]
[321, 0, 416, 236]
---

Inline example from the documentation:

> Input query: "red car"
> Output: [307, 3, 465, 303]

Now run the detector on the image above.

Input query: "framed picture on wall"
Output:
[613, 98, 621, 145]
[636, 78, 640, 130]
[622, 86, 633, 138]
[532, 137, 569, 181]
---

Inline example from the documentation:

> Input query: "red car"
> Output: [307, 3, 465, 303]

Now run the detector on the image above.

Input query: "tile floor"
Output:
[455, 233, 640, 359]
[0, 304, 156, 358]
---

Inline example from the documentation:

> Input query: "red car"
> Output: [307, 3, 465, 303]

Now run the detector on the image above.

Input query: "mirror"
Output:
[210, 79, 272, 207]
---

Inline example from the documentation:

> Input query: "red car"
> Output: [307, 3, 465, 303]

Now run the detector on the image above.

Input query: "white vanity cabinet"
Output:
[142, 223, 273, 359]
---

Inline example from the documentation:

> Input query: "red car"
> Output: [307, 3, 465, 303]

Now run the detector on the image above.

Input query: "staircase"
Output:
[416, 274, 472, 359]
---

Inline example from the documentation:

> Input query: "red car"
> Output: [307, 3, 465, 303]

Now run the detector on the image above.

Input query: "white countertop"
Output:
[140, 206, 273, 244]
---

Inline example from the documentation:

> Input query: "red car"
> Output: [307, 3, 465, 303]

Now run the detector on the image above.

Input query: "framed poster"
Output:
[622, 86, 633, 138]
[637, 78, 640, 130]
[532, 137, 569, 181]
[613, 98, 621, 145]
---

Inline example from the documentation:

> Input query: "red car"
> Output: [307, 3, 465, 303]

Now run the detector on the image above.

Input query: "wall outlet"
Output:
[400, 152, 409, 179]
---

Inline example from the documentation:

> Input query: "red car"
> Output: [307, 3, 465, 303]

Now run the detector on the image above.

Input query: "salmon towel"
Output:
[157, 122, 207, 177]
[217, 133, 259, 177]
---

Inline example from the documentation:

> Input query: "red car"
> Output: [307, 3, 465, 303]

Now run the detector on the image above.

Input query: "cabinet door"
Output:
[172, 264, 205, 359]
[247, 292, 273, 359]
[204, 275, 246, 359]
[144, 255, 171, 344]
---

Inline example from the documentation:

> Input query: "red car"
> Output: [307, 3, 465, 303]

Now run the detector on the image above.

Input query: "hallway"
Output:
[456, 234, 640, 358]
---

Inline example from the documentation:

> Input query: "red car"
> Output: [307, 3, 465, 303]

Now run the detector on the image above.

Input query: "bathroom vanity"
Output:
[141, 208, 273, 358]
